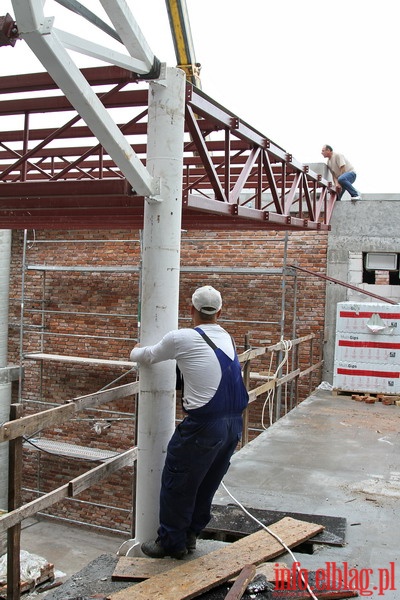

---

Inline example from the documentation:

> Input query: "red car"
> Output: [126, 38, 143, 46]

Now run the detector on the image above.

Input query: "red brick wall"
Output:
[7, 227, 328, 531]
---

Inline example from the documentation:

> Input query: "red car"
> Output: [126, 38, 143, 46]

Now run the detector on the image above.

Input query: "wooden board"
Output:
[24, 352, 135, 368]
[109, 517, 324, 600]
[113, 557, 288, 583]
[0, 381, 139, 443]
[224, 564, 256, 600]
[112, 557, 177, 580]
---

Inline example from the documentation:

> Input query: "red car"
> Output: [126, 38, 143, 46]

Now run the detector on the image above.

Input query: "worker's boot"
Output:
[141, 538, 187, 560]
[186, 530, 197, 552]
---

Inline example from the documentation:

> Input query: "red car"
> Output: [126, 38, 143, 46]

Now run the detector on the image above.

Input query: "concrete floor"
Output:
[13, 389, 400, 598]
[20, 518, 125, 580]
[218, 389, 400, 598]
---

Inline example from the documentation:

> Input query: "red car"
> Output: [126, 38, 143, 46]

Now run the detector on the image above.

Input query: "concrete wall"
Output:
[324, 195, 400, 383]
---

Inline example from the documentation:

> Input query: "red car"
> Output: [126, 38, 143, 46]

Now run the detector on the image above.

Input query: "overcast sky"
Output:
[2, 0, 398, 193]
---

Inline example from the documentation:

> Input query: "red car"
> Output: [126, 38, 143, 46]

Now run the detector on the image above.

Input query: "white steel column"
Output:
[0, 230, 12, 523]
[127, 67, 186, 554]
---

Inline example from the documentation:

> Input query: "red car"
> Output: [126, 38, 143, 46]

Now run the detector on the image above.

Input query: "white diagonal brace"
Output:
[55, 29, 151, 74]
[100, 0, 156, 70]
[11, 0, 156, 197]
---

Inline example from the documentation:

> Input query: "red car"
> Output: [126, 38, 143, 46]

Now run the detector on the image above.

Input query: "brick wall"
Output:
[7, 227, 328, 531]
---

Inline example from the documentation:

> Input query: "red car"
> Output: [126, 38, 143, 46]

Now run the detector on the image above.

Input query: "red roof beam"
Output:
[0, 66, 137, 94]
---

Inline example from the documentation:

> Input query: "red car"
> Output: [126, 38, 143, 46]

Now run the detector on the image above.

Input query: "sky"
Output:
[1, 0, 399, 193]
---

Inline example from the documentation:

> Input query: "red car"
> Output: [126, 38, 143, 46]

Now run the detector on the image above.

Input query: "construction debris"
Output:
[0, 550, 54, 597]
[335, 388, 400, 404]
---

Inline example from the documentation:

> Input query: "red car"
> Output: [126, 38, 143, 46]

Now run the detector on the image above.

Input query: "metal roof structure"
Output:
[0, 65, 335, 231]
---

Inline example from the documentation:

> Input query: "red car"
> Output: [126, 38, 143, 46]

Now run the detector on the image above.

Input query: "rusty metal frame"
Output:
[0, 66, 335, 230]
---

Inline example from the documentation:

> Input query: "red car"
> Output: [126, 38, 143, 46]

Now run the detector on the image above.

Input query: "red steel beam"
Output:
[0, 66, 137, 94]
[0, 66, 336, 230]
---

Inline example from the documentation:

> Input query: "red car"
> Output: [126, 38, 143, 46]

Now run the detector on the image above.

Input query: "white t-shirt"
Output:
[327, 152, 355, 178]
[130, 324, 235, 410]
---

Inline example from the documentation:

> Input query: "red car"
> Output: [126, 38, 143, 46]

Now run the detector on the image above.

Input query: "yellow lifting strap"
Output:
[165, 0, 202, 88]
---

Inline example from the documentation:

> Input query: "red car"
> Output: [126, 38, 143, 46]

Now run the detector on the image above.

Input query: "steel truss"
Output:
[0, 66, 335, 230]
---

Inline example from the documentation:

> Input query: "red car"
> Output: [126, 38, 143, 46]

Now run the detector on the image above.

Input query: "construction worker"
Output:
[321, 144, 361, 201]
[130, 285, 249, 559]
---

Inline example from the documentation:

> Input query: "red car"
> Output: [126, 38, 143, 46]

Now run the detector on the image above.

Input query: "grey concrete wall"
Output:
[324, 195, 400, 383]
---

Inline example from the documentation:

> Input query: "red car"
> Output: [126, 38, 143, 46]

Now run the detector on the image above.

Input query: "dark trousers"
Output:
[158, 415, 242, 552]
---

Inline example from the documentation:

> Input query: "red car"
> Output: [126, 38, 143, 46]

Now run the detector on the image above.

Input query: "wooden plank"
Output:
[68, 447, 137, 496]
[267, 333, 314, 352]
[113, 558, 289, 584]
[248, 379, 275, 402]
[240, 334, 316, 363]
[0, 486, 69, 533]
[237, 347, 266, 362]
[25, 353, 135, 368]
[224, 564, 256, 600]
[0, 381, 139, 442]
[277, 369, 300, 386]
[70, 382, 139, 411]
[248, 370, 300, 403]
[298, 360, 323, 378]
[7, 404, 23, 600]
[0, 403, 75, 443]
[112, 557, 177, 580]
[0, 446, 137, 533]
[109, 517, 324, 600]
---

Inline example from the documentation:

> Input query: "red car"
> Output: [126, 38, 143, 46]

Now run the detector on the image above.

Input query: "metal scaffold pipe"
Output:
[125, 67, 186, 555]
[0, 229, 12, 553]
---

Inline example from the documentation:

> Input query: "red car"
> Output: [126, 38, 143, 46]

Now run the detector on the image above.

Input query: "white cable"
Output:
[221, 481, 319, 600]
[27, 229, 36, 249]
[261, 350, 275, 429]
[281, 339, 293, 415]
[261, 339, 293, 430]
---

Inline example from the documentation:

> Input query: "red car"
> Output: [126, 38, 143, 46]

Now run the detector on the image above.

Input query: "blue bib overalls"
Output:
[158, 327, 249, 552]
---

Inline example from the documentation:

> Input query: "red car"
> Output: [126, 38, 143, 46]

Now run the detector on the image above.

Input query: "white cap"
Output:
[192, 285, 222, 315]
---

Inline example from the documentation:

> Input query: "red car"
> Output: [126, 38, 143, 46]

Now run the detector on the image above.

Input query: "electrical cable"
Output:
[261, 338, 293, 429]
[260, 349, 275, 429]
[27, 229, 36, 249]
[221, 481, 319, 600]
[281, 339, 293, 416]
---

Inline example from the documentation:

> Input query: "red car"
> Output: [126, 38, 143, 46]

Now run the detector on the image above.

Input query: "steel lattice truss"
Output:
[0, 66, 335, 230]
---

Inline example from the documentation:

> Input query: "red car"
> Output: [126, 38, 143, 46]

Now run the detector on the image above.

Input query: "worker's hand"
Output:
[335, 183, 342, 192]
[134, 343, 141, 349]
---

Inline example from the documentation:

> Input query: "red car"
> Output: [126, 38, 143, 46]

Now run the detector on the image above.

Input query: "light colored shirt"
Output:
[327, 152, 355, 178]
[130, 324, 235, 410]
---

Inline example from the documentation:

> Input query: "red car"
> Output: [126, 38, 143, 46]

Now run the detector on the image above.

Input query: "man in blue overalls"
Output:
[130, 285, 249, 559]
